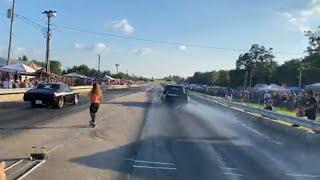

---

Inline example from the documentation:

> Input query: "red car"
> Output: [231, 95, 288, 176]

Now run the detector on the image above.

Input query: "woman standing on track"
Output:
[89, 82, 103, 127]
[0, 162, 5, 180]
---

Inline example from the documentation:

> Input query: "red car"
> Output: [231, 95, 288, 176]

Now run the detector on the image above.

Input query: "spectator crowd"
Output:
[0, 71, 73, 89]
[188, 84, 319, 120]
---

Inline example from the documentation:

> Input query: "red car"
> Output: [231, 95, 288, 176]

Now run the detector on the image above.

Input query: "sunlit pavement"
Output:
[0, 87, 148, 180]
[130, 89, 320, 180]
[1, 86, 320, 180]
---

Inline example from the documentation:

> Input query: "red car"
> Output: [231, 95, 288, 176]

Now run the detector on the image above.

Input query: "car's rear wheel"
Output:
[73, 94, 79, 105]
[55, 97, 64, 109]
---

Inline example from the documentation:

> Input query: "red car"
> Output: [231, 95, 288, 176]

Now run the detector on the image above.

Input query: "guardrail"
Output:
[0, 87, 91, 95]
[190, 92, 320, 131]
[0, 88, 31, 95]
[0, 85, 141, 95]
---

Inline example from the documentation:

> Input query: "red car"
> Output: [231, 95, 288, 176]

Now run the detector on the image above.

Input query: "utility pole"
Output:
[248, 69, 253, 87]
[115, 64, 119, 74]
[98, 54, 101, 82]
[42, 10, 56, 73]
[243, 71, 248, 88]
[248, 54, 260, 87]
[298, 58, 304, 89]
[6, 0, 16, 65]
[298, 69, 302, 89]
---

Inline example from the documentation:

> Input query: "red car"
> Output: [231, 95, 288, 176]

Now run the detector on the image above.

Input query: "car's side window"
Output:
[63, 85, 71, 92]
[58, 86, 64, 93]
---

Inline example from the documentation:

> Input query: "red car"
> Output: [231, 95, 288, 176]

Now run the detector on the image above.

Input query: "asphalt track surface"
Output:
[0, 88, 141, 138]
[1, 86, 320, 180]
[130, 88, 320, 180]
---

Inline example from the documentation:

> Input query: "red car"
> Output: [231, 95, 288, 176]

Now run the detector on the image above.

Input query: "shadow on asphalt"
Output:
[68, 137, 274, 180]
[0, 101, 29, 110]
[70, 89, 320, 180]
[102, 101, 151, 108]
[0, 125, 90, 130]
[70, 141, 138, 176]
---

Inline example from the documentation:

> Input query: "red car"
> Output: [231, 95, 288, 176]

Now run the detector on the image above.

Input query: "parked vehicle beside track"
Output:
[24, 83, 79, 108]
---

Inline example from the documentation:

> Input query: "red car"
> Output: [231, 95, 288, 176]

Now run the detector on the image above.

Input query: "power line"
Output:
[15, 15, 43, 29]
[59, 25, 249, 51]
[4, 13, 304, 56]
[56, 25, 304, 55]
[15, 13, 44, 29]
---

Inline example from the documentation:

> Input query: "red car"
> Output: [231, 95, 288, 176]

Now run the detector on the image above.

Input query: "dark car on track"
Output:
[24, 83, 79, 108]
[162, 84, 189, 104]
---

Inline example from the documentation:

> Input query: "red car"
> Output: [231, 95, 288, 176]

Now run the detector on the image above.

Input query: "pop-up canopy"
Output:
[102, 75, 115, 80]
[28, 62, 43, 70]
[0, 63, 36, 74]
[258, 84, 289, 92]
[63, 72, 87, 79]
[305, 83, 320, 92]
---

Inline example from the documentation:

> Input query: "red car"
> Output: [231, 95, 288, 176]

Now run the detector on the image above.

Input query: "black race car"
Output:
[24, 83, 79, 108]
[162, 84, 189, 104]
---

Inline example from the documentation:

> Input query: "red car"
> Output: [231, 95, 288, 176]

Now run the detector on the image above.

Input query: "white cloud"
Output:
[111, 19, 134, 34]
[73, 42, 109, 52]
[73, 43, 94, 51]
[74, 43, 82, 49]
[16, 47, 26, 53]
[280, 12, 310, 32]
[133, 48, 152, 56]
[177, 45, 187, 52]
[279, 0, 320, 33]
[299, 0, 320, 17]
[95, 43, 109, 52]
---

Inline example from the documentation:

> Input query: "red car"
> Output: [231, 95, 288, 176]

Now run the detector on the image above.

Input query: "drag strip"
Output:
[129, 88, 320, 180]
[0, 87, 144, 138]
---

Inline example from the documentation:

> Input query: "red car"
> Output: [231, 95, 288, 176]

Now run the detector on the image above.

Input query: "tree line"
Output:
[185, 27, 320, 88]
[64, 65, 149, 81]
[16, 57, 149, 81]
[63, 64, 111, 78]
[21, 58, 63, 76]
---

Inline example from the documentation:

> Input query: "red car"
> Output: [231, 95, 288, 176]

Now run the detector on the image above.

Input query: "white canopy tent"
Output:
[305, 83, 320, 92]
[258, 84, 289, 92]
[0, 63, 36, 74]
[102, 75, 115, 80]
[63, 72, 87, 79]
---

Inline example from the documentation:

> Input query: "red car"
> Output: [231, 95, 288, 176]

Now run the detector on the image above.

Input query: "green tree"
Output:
[171, 75, 185, 84]
[50, 60, 62, 75]
[252, 60, 278, 85]
[65, 64, 111, 78]
[302, 28, 320, 85]
[22, 55, 28, 62]
[236, 44, 275, 87]
[216, 70, 231, 86]
[229, 69, 245, 88]
[186, 71, 218, 85]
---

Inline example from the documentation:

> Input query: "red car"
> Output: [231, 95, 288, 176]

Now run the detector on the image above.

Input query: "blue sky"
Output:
[0, 0, 319, 78]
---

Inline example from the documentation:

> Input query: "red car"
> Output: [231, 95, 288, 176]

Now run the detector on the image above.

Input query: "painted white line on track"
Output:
[240, 123, 282, 145]
[133, 165, 177, 170]
[4, 159, 24, 171]
[220, 167, 238, 170]
[125, 159, 175, 166]
[287, 173, 320, 178]
[223, 172, 244, 177]
[16, 160, 46, 180]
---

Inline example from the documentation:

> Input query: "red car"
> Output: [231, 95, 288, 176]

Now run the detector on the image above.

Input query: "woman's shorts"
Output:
[90, 103, 100, 113]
